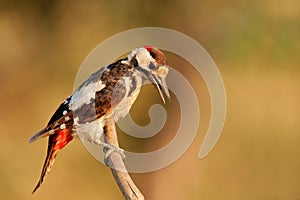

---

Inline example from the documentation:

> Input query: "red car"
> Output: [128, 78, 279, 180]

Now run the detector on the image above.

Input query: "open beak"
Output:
[148, 73, 170, 104]
[136, 64, 170, 104]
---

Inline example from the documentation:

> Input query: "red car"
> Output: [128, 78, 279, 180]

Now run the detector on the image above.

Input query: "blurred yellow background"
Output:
[0, 1, 299, 199]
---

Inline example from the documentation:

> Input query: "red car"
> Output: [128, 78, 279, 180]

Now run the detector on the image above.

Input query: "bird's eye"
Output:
[149, 62, 156, 70]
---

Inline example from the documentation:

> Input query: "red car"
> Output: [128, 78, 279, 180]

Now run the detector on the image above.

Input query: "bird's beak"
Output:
[148, 72, 170, 104]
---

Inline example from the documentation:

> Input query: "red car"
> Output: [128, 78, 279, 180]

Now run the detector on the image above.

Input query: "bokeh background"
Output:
[1, 0, 299, 199]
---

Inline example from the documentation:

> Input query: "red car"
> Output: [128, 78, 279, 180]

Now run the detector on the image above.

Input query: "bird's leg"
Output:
[104, 144, 126, 164]
[93, 139, 126, 164]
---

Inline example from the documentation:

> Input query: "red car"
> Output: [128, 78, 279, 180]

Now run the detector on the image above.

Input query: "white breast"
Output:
[113, 76, 142, 122]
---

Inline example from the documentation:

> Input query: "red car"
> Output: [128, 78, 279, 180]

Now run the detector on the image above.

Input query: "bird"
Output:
[29, 46, 170, 193]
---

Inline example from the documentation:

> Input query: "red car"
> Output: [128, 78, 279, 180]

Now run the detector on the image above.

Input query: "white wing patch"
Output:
[70, 80, 106, 111]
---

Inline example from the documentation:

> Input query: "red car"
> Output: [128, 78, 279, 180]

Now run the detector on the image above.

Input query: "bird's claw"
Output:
[104, 145, 126, 163]
[93, 140, 126, 164]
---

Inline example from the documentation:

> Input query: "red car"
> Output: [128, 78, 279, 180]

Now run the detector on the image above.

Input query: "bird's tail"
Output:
[32, 129, 73, 193]
[29, 128, 53, 143]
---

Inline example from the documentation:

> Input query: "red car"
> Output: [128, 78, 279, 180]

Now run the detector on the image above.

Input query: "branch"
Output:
[103, 118, 145, 200]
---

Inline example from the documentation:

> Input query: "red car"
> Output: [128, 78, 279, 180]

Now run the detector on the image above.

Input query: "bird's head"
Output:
[128, 46, 170, 103]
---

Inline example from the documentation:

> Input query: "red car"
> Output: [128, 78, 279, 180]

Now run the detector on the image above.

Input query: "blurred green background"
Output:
[0, 0, 299, 199]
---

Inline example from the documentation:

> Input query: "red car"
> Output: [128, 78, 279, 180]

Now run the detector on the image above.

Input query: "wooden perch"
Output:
[103, 118, 145, 200]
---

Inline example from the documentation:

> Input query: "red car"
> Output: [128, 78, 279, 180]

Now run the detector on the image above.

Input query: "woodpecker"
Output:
[29, 46, 170, 193]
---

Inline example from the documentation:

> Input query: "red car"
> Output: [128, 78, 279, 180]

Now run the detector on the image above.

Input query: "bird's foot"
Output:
[104, 144, 126, 163]
[94, 140, 126, 164]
